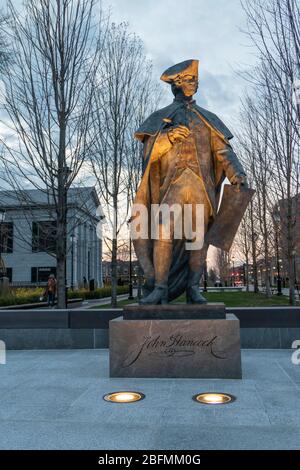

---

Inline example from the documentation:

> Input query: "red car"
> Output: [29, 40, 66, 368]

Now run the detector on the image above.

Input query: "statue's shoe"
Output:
[142, 278, 155, 297]
[140, 286, 168, 305]
[186, 286, 207, 304]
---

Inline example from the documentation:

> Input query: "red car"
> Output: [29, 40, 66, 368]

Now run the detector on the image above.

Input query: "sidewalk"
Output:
[0, 349, 299, 450]
[243, 285, 293, 297]
[71, 289, 138, 310]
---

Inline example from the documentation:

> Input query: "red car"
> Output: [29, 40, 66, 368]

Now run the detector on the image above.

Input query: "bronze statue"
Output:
[132, 59, 250, 305]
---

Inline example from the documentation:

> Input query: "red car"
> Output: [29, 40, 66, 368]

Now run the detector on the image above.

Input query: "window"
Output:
[32, 221, 57, 253]
[5, 268, 12, 282]
[31, 267, 56, 283]
[0, 222, 13, 253]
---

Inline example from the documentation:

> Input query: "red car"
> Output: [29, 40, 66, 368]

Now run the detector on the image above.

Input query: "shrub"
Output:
[0, 287, 44, 306]
[67, 285, 129, 300]
[0, 285, 129, 306]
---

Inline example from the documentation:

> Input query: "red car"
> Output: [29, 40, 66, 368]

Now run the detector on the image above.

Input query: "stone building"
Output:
[275, 194, 300, 285]
[0, 187, 103, 288]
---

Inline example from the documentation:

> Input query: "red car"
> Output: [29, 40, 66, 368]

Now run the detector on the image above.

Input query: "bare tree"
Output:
[233, 207, 252, 291]
[90, 22, 161, 307]
[286, 0, 300, 74]
[238, 96, 277, 296]
[215, 249, 231, 287]
[125, 61, 162, 301]
[241, 0, 300, 304]
[0, 0, 105, 307]
[0, 13, 10, 72]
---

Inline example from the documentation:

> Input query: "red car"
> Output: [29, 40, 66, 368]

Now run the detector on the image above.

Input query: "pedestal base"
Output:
[123, 303, 226, 320]
[109, 309, 242, 379]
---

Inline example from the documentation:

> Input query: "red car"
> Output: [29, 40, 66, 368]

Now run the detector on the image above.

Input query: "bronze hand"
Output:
[168, 125, 190, 144]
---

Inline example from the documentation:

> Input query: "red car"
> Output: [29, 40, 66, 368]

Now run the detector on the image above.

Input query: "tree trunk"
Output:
[56, 176, 67, 309]
[289, 256, 296, 305]
[111, 190, 118, 308]
[57, 96, 67, 308]
[264, 249, 272, 298]
[287, 215, 296, 306]
[56, 253, 66, 309]
[286, 178, 296, 305]
[111, 237, 117, 308]
[264, 267, 271, 297]
[245, 258, 249, 292]
[250, 200, 259, 293]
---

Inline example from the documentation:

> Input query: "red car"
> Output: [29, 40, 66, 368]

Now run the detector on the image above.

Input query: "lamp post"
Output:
[127, 218, 134, 300]
[70, 233, 76, 291]
[203, 260, 208, 292]
[292, 249, 298, 298]
[231, 256, 235, 287]
[243, 263, 247, 289]
[273, 212, 282, 296]
[251, 232, 259, 293]
[0, 209, 6, 278]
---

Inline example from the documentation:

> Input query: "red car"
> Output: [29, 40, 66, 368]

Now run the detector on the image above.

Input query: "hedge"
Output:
[0, 285, 129, 307]
[67, 285, 129, 300]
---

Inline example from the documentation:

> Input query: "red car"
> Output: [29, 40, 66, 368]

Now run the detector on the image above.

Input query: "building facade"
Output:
[0, 187, 103, 288]
[275, 194, 300, 286]
[102, 259, 140, 286]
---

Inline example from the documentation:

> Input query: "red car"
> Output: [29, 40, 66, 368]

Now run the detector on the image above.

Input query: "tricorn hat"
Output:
[160, 59, 199, 84]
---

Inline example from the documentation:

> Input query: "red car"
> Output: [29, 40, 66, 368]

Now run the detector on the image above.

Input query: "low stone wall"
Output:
[0, 328, 109, 349]
[0, 307, 299, 349]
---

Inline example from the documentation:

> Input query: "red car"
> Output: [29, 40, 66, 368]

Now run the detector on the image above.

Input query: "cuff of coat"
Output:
[155, 131, 173, 158]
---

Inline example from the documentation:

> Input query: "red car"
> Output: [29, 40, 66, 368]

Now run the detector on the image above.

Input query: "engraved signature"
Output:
[122, 334, 227, 368]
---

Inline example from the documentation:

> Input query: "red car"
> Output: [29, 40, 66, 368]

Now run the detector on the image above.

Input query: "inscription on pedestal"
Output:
[109, 314, 242, 379]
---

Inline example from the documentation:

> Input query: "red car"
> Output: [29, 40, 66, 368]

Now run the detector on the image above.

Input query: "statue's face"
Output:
[175, 74, 198, 97]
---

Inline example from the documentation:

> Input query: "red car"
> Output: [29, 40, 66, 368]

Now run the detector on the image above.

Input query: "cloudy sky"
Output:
[103, 0, 257, 263]
[105, 0, 257, 129]
[0, 0, 256, 262]
[1, 0, 257, 135]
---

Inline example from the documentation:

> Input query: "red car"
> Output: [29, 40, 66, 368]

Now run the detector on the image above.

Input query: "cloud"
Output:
[3, 0, 256, 136]
[106, 0, 256, 125]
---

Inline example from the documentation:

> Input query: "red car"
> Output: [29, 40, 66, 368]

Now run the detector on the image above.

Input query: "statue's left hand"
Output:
[231, 173, 248, 189]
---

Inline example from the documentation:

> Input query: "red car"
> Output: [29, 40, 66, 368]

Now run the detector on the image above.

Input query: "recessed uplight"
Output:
[193, 392, 235, 405]
[103, 391, 145, 403]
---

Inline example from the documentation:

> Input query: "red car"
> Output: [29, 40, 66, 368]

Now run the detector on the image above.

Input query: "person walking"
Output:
[44, 274, 57, 308]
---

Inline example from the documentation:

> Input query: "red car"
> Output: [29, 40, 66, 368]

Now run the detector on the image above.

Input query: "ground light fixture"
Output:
[103, 391, 145, 403]
[192, 392, 236, 405]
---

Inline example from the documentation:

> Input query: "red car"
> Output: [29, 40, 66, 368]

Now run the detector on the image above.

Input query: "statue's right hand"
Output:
[167, 125, 190, 144]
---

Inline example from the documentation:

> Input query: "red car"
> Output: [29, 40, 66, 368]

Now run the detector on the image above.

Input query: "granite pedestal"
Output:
[123, 303, 226, 320]
[109, 304, 242, 379]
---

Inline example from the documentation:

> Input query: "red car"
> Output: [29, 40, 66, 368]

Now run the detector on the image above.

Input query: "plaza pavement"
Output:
[0, 349, 299, 450]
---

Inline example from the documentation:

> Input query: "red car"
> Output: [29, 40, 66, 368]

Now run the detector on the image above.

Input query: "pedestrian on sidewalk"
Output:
[44, 274, 57, 308]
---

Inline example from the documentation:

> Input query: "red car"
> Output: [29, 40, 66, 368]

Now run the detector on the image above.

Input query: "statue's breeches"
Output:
[157, 168, 211, 242]
[152, 168, 210, 283]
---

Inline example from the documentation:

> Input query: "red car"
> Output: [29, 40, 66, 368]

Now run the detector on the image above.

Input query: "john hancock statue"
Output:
[131, 59, 253, 305]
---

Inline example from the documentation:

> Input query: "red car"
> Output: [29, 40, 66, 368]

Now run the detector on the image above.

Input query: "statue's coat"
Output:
[132, 99, 243, 300]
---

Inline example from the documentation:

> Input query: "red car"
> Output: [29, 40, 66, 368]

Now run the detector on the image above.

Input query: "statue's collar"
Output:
[173, 96, 196, 107]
